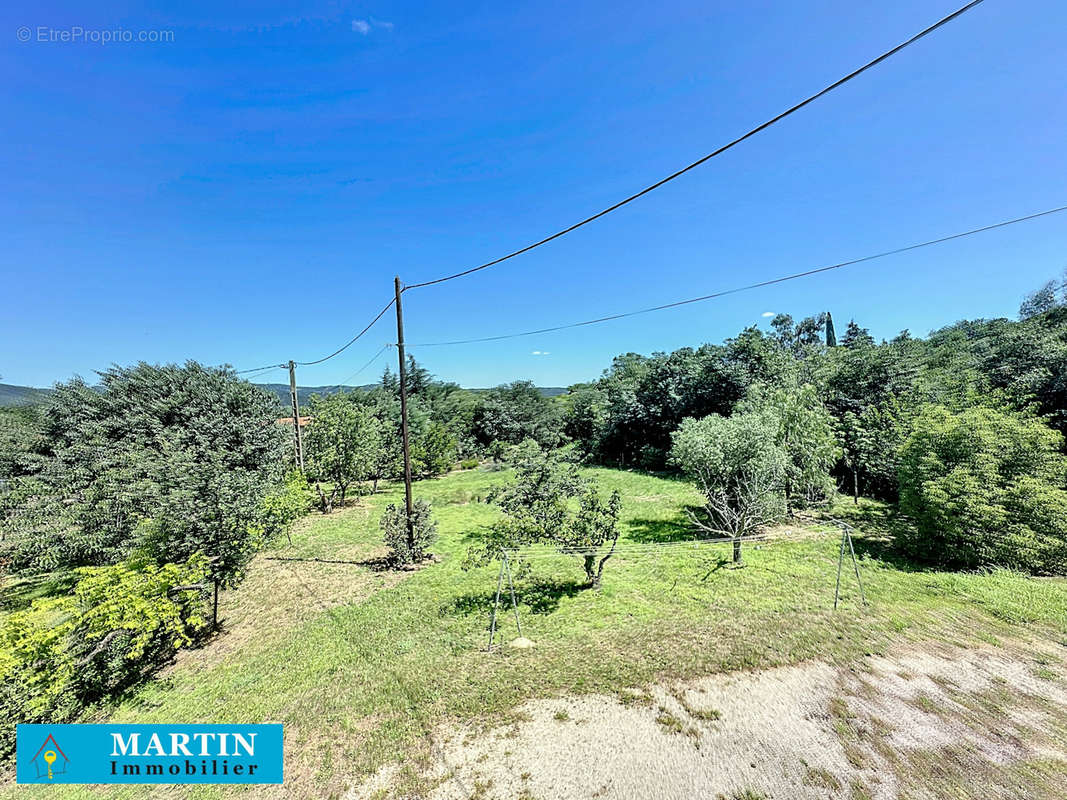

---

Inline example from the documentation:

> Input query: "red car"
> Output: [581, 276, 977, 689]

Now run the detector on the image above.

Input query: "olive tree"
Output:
[670, 412, 787, 563]
[466, 443, 623, 588]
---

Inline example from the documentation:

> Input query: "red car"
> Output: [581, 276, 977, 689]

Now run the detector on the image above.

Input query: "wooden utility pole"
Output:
[394, 277, 416, 548]
[288, 360, 305, 472]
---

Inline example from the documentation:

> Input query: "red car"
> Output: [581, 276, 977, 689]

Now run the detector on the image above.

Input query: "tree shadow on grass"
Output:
[821, 504, 938, 574]
[625, 507, 704, 543]
[443, 579, 587, 618]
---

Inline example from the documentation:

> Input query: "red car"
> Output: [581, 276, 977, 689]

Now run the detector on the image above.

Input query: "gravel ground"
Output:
[349, 638, 1067, 800]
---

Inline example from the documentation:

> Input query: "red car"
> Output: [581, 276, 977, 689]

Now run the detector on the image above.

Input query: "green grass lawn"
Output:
[4, 466, 1066, 799]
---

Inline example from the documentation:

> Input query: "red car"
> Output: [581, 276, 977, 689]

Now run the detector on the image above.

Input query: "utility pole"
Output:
[288, 360, 305, 472]
[394, 276, 415, 548]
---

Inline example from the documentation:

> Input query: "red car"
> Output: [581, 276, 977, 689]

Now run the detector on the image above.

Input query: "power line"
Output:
[294, 297, 396, 366]
[402, 204, 1067, 348]
[335, 345, 392, 387]
[236, 363, 286, 375]
[235, 297, 395, 375]
[402, 0, 988, 291]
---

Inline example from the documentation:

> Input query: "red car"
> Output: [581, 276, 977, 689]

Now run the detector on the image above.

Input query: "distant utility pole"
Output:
[288, 360, 305, 472]
[394, 277, 416, 548]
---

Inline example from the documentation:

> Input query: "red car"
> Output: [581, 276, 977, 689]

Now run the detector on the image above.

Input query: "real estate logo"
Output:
[16, 724, 283, 784]
[29, 733, 69, 780]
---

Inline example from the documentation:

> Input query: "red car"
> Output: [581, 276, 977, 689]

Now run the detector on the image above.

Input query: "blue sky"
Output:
[2, 0, 1065, 389]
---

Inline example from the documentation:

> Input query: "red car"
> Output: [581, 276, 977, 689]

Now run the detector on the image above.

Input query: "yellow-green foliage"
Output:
[0, 554, 209, 755]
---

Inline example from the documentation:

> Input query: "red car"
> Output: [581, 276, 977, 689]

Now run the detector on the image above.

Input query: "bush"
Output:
[0, 555, 209, 756]
[261, 470, 312, 541]
[898, 405, 1067, 573]
[460, 458, 480, 470]
[380, 499, 437, 565]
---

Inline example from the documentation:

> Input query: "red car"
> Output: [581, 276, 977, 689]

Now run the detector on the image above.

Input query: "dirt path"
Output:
[350, 637, 1067, 800]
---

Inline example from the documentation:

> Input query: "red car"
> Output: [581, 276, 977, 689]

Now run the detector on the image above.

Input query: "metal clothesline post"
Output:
[833, 520, 867, 610]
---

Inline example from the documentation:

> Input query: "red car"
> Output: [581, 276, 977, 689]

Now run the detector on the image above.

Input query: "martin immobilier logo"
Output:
[16, 724, 284, 784]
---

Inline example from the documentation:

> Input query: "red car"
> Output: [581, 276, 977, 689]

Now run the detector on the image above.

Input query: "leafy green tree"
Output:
[2, 363, 285, 576]
[472, 381, 564, 449]
[0, 554, 209, 755]
[740, 383, 840, 511]
[466, 443, 623, 587]
[304, 393, 381, 512]
[411, 420, 457, 478]
[670, 412, 787, 563]
[898, 405, 1067, 573]
[554, 487, 623, 588]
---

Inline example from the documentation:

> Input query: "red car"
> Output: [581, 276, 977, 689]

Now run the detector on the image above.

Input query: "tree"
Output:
[670, 413, 787, 563]
[1019, 279, 1062, 319]
[554, 487, 623, 588]
[740, 384, 840, 511]
[834, 411, 872, 503]
[1, 363, 286, 577]
[841, 320, 875, 349]
[411, 420, 457, 478]
[898, 405, 1067, 573]
[467, 443, 623, 587]
[472, 381, 564, 449]
[366, 417, 402, 492]
[304, 394, 381, 512]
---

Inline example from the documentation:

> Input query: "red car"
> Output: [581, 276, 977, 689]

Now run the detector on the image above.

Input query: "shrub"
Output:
[898, 405, 1067, 573]
[0, 555, 209, 756]
[460, 458, 480, 470]
[380, 499, 437, 565]
[261, 470, 312, 542]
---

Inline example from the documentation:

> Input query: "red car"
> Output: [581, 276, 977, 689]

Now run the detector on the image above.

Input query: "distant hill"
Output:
[256, 383, 378, 408]
[1, 381, 569, 409]
[0, 383, 53, 407]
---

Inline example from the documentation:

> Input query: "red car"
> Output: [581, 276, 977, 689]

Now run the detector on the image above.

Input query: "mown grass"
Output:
[3, 466, 1065, 799]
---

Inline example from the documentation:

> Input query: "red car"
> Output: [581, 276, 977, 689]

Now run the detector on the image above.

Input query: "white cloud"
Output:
[531, 350, 551, 356]
[353, 18, 393, 35]
[761, 311, 776, 318]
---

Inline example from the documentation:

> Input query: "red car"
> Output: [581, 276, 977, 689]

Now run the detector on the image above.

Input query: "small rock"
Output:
[509, 637, 536, 649]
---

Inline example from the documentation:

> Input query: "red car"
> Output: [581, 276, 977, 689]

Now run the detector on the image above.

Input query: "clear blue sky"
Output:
[2, 0, 1065, 389]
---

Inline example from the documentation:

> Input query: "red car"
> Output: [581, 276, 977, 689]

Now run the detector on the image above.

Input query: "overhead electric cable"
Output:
[402, 204, 1067, 347]
[403, 0, 988, 291]
[294, 297, 396, 366]
[335, 345, 392, 387]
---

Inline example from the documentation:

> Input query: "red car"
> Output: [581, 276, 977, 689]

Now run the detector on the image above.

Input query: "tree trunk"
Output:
[583, 553, 597, 587]
[852, 469, 859, 505]
[339, 484, 347, 509]
[732, 537, 742, 564]
[372, 477, 379, 493]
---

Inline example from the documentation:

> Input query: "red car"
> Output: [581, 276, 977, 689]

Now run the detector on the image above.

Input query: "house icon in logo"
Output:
[30, 734, 69, 780]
